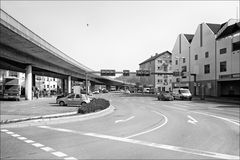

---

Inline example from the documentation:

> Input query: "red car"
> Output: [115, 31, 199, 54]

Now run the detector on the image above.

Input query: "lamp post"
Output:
[175, 56, 185, 89]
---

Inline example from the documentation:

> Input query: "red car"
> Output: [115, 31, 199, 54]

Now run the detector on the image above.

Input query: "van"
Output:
[172, 88, 192, 100]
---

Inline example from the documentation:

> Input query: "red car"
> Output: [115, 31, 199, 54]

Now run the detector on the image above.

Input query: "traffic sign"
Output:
[100, 70, 116, 76]
[136, 70, 150, 76]
[123, 70, 130, 76]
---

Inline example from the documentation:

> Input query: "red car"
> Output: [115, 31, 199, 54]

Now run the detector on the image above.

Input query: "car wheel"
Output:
[59, 101, 65, 106]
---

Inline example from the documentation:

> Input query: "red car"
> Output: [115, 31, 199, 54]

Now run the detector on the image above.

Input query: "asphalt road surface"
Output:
[1, 93, 239, 159]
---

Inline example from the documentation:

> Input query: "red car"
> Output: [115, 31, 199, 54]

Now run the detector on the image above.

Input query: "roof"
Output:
[139, 51, 171, 65]
[183, 34, 194, 43]
[206, 23, 222, 34]
[217, 22, 240, 40]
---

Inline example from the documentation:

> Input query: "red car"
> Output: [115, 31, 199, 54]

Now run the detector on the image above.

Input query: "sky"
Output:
[1, 1, 239, 73]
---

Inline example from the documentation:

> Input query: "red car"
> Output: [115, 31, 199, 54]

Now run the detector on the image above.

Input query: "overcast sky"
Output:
[1, 1, 239, 72]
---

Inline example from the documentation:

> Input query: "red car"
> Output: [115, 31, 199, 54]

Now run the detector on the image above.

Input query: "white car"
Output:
[56, 93, 91, 106]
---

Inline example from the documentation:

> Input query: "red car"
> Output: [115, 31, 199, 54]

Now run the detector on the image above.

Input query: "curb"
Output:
[0, 105, 115, 125]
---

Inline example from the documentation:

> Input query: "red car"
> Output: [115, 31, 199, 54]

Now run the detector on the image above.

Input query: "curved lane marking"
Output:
[124, 110, 168, 139]
[162, 104, 239, 126]
[192, 111, 240, 126]
[115, 116, 135, 123]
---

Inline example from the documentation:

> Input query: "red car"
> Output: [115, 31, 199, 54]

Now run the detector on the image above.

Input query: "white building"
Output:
[172, 34, 193, 89]
[216, 22, 240, 96]
[139, 51, 172, 92]
[172, 19, 239, 97]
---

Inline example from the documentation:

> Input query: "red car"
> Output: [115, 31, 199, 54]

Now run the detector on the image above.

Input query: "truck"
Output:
[0, 77, 21, 101]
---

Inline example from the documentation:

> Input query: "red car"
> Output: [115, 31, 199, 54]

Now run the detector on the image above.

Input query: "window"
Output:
[53, 85, 55, 88]
[175, 60, 178, 65]
[220, 61, 227, 72]
[158, 60, 162, 63]
[183, 58, 186, 63]
[157, 66, 161, 70]
[182, 66, 187, 72]
[205, 52, 209, 58]
[204, 64, 210, 74]
[195, 55, 198, 60]
[220, 48, 227, 54]
[163, 65, 168, 72]
[232, 41, 240, 51]
[47, 85, 49, 88]
[158, 79, 162, 83]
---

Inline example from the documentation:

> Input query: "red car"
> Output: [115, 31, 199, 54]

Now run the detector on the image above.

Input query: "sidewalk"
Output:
[192, 96, 240, 105]
[0, 97, 78, 124]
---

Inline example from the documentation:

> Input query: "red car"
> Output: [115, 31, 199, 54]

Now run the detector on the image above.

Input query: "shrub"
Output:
[77, 98, 110, 114]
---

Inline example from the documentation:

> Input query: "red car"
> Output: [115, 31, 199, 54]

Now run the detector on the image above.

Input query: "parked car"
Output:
[92, 90, 100, 94]
[56, 93, 91, 106]
[102, 89, 108, 93]
[125, 89, 130, 94]
[56, 93, 70, 103]
[172, 88, 192, 100]
[157, 92, 174, 101]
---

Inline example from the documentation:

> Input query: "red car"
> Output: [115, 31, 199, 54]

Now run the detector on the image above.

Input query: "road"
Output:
[1, 93, 240, 159]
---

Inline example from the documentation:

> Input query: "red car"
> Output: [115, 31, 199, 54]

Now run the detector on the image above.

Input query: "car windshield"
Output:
[180, 89, 190, 93]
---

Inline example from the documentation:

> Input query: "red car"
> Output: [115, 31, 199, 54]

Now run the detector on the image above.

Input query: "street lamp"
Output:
[175, 56, 185, 89]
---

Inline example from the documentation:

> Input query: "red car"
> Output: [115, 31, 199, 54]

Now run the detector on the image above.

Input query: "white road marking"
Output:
[6, 131, 14, 134]
[11, 134, 20, 137]
[214, 108, 223, 111]
[3, 129, 77, 160]
[38, 125, 240, 159]
[32, 143, 44, 147]
[52, 151, 67, 157]
[1, 129, 9, 132]
[64, 157, 78, 160]
[192, 111, 240, 126]
[41, 147, 55, 152]
[187, 115, 198, 125]
[17, 137, 27, 140]
[125, 111, 168, 138]
[24, 140, 35, 143]
[115, 116, 135, 123]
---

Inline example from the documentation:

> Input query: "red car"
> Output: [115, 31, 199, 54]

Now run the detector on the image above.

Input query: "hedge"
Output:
[77, 98, 110, 114]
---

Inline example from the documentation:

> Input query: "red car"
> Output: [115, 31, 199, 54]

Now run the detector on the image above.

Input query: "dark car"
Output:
[157, 92, 174, 101]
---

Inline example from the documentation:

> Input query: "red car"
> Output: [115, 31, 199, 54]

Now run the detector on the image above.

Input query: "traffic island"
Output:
[78, 98, 110, 114]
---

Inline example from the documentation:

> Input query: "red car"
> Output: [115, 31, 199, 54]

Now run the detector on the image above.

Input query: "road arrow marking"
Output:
[187, 115, 198, 125]
[115, 116, 135, 123]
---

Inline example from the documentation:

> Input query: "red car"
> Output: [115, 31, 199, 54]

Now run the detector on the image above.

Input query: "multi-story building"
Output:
[216, 22, 240, 96]
[139, 51, 172, 92]
[172, 19, 239, 97]
[35, 76, 58, 93]
[172, 34, 193, 89]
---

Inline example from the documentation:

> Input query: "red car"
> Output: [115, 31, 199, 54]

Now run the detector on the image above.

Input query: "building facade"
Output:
[172, 19, 239, 97]
[139, 51, 172, 92]
[216, 22, 240, 97]
[172, 34, 193, 90]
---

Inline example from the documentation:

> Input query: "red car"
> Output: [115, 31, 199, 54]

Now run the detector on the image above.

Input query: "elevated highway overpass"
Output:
[0, 9, 130, 100]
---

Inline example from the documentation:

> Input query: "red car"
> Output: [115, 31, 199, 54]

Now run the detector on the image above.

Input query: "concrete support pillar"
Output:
[68, 76, 71, 94]
[106, 85, 111, 91]
[32, 74, 36, 88]
[62, 78, 65, 94]
[25, 65, 32, 100]
[90, 83, 95, 92]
